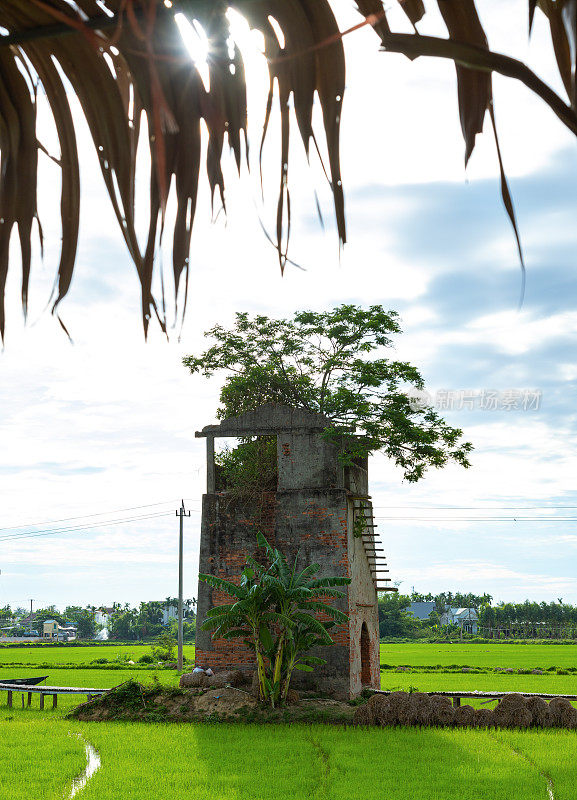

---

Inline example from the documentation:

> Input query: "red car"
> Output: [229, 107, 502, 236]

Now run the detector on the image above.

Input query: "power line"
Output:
[372, 505, 577, 510]
[375, 516, 577, 522]
[0, 511, 175, 544]
[0, 499, 200, 533]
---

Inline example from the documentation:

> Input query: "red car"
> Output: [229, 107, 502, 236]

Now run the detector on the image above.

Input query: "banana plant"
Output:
[198, 566, 291, 703]
[200, 533, 351, 707]
[281, 620, 334, 703]
[256, 532, 350, 705]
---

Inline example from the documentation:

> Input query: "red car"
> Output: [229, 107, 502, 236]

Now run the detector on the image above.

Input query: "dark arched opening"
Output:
[360, 622, 371, 685]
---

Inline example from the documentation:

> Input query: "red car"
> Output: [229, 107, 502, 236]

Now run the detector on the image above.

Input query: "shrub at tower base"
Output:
[199, 533, 351, 708]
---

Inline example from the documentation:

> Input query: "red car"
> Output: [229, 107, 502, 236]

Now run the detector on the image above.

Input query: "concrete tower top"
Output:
[195, 403, 331, 439]
[196, 403, 365, 495]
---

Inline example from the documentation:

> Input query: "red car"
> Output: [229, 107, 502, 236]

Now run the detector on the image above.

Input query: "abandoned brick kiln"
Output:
[194, 403, 394, 699]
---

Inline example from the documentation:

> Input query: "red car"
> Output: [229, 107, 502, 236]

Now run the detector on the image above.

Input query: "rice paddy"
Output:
[381, 671, 577, 698]
[1, 641, 576, 799]
[379, 642, 577, 670]
[0, 643, 196, 665]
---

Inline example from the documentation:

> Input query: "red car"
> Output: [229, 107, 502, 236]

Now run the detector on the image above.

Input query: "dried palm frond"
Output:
[1, 0, 577, 339]
[0, 0, 345, 338]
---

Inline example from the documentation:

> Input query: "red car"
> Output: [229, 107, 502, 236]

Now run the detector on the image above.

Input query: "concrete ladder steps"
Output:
[352, 498, 394, 591]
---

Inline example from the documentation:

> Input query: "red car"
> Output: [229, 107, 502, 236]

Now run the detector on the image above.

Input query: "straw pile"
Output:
[492, 694, 532, 728]
[525, 696, 553, 728]
[429, 696, 455, 726]
[353, 703, 375, 727]
[454, 705, 476, 726]
[354, 692, 577, 729]
[473, 708, 494, 727]
[549, 697, 577, 729]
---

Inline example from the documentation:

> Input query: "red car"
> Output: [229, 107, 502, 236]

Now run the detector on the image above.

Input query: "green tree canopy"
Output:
[378, 593, 422, 638]
[184, 305, 472, 482]
[33, 607, 66, 631]
[64, 606, 98, 639]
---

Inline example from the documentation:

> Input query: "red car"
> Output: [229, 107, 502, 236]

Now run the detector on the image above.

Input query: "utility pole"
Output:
[28, 599, 34, 635]
[176, 500, 190, 671]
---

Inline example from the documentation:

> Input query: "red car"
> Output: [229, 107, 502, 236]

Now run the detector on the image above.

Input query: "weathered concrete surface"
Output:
[277, 432, 343, 490]
[196, 404, 329, 438]
[195, 404, 381, 699]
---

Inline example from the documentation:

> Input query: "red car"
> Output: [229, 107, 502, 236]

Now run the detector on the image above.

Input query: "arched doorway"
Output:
[360, 622, 371, 685]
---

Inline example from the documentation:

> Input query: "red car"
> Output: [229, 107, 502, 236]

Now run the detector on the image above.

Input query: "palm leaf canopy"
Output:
[1, 0, 577, 339]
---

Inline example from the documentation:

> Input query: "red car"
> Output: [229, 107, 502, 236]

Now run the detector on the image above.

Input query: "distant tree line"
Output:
[409, 591, 493, 612]
[0, 605, 99, 638]
[108, 600, 196, 641]
[378, 592, 577, 639]
[478, 600, 577, 627]
[0, 599, 197, 641]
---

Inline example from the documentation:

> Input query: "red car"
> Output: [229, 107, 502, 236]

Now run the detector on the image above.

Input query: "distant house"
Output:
[440, 607, 478, 634]
[94, 608, 114, 627]
[43, 620, 77, 642]
[162, 603, 191, 626]
[407, 601, 436, 622]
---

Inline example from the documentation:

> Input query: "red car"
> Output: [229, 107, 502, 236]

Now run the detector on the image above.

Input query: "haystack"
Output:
[180, 671, 210, 688]
[473, 708, 493, 728]
[388, 691, 417, 725]
[367, 693, 394, 725]
[428, 695, 455, 726]
[409, 693, 433, 726]
[453, 705, 476, 727]
[525, 696, 553, 728]
[549, 697, 577, 729]
[207, 669, 247, 689]
[492, 694, 532, 728]
[353, 703, 375, 726]
[367, 692, 414, 726]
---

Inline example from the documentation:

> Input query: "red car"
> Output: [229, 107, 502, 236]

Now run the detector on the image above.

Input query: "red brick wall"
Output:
[196, 491, 352, 694]
[195, 492, 276, 671]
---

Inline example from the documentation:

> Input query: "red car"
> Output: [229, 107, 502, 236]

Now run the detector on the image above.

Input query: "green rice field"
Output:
[2, 641, 575, 669]
[1, 641, 576, 799]
[0, 643, 196, 665]
[379, 642, 577, 670]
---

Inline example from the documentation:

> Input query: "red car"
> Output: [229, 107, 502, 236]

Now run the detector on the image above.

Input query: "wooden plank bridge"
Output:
[0, 682, 107, 709]
[373, 689, 577, 707]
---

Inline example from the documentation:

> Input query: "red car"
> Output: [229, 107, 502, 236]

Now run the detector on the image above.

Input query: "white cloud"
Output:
[396, 561, 577, 602]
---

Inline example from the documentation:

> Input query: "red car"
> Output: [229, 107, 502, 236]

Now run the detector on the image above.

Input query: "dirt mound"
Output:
[549, 697, 577, 729]
[180, 669, 249, 690]
[71, 680, 256, 722]
[194, 687, 257, 715]
[70, 679, 356, 725]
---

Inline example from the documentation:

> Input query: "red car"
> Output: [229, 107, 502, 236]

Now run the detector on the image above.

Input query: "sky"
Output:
[1, 0, 576, 611]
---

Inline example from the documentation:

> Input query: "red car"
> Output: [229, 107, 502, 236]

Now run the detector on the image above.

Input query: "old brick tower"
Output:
[194, 403, 394, 698]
